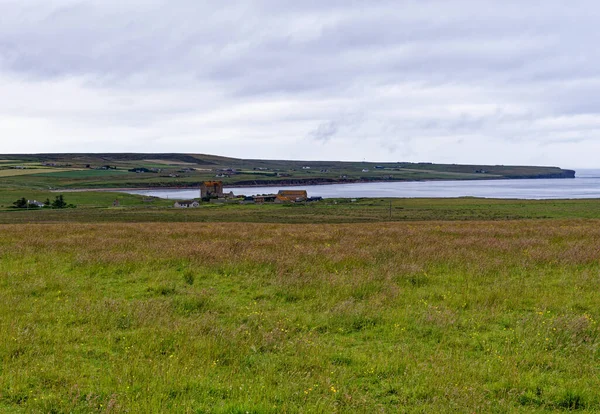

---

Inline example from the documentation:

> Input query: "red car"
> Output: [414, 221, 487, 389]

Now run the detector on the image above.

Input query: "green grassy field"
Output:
[31, 170, 130, 179]
[2, 163, 598, 412]
[2, 220, 600, 412]
[1, 191, 600, 224]
[0, 168, 81, 178]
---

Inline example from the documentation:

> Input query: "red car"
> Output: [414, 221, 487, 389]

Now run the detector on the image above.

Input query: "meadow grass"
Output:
[1, 196, 600, 224]
[2, 220, 600, 412]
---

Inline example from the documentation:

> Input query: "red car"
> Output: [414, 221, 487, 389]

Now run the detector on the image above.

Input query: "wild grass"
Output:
[1, 221, 600, 412]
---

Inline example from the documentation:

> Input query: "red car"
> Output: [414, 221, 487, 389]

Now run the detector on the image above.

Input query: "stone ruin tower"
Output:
[200, 181, 224, 199]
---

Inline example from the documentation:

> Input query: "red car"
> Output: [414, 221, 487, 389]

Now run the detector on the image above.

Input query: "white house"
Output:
[174, 200, 200, 208]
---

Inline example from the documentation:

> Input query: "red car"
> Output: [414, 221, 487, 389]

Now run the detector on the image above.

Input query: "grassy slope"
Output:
[1, 221, 600, 412]
[0, 153, 575, 190]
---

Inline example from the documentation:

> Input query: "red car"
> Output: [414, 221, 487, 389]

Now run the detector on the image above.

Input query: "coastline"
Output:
[51, 174, 577, 193]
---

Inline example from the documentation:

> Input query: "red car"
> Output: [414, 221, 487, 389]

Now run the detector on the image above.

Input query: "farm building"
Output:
[174, 200, 200, 208]
[275, 190, 308, 203]
[242, 194, 277, 204]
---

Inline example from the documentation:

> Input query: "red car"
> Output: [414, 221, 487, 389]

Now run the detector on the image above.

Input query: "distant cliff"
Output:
[514, 169, 576, 179]
[228, 170, 577, 187]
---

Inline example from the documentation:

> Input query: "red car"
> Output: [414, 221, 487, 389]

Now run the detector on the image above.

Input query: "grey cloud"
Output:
[309, 121, 338, 142]
[2, 0, 600, 166]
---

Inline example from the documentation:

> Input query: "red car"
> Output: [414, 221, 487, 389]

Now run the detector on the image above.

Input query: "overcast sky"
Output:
[1, 1, 599, 167]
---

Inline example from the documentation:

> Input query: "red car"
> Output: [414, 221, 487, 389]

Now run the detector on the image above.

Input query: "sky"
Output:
[1, 0, 599, 167]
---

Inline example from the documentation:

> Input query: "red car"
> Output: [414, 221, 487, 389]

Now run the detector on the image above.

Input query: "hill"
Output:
[0, 153, 575, 190]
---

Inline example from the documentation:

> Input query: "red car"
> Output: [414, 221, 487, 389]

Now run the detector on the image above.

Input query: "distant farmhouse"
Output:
[172, 182, 313, 207]
[174, 200, 200, 208]
[242, 194, 277, 204]
[129, 167, 159, 173]
[275, 190, 308, 203]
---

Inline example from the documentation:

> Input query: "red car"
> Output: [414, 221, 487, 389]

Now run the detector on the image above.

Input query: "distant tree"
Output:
[52, 194, 67, 209]
[128, 167, 157, 173]
[44, 198, 51, 206]
[13, 197, 27, 208]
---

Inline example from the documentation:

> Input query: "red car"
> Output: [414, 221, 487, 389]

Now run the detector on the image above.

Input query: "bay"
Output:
[123, 169, 600, 200]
